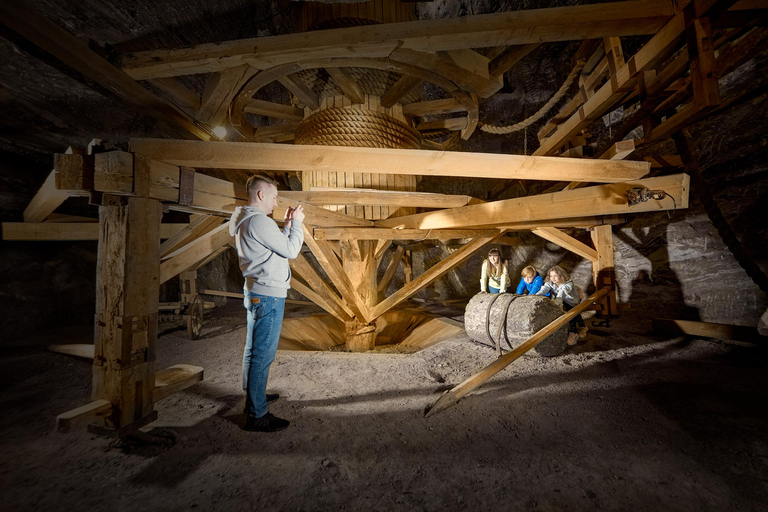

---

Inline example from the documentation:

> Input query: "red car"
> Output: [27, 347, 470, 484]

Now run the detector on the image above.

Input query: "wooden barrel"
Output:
[464, 294, 568, 357]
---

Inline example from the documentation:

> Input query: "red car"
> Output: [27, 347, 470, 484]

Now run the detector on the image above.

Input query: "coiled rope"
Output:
[295, 107, 422, 149]
[480, 62, 585, 135]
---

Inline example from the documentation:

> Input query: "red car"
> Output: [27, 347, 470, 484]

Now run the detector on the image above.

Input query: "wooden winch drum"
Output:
[464, 294, 568, 357]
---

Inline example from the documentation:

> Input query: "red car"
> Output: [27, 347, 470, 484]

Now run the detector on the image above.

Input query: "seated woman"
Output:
[535, 265, 586, 346]
[515, 266, 544, 295]
[480, 248, 510, 294]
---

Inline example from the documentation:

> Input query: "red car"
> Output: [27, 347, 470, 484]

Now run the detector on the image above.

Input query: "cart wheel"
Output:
[186, 294, 204, 339]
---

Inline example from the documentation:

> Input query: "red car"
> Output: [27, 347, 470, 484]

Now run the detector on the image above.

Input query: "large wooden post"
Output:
[92, 195, 162, 433]
[342, 240, 378, 351]
[591, 224, 617, 317]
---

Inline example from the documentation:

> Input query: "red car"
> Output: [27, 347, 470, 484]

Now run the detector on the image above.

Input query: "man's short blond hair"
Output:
[246, 175, 278, 201]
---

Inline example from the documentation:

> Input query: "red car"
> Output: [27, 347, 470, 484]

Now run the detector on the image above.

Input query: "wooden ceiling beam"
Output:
[325, 67, 366, 104]
[119, 1, 680, 79]
[375, 174, 689, 230]
[531, 227, 598, 262]
[0, 1, 212, 140]
[243, 99, 305, 122]
[402, 98, 465, 117]
[277, 75, 320, 110]
[487, 43, 540, 78]
[381, 75, 422, 108]
[416, 117, 467, 132]
[313, 228, 501, 241]
[281, 188, 475, 208]
[198, 65, 257, 125]
[129, 138, 650, 183]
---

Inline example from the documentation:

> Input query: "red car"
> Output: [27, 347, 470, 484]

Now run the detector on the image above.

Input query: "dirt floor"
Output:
[2, 299, 768, 512]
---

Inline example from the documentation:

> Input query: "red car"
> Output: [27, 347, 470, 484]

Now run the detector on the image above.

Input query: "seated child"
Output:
[515, 266, 544, 295]
[536, 265, 586, 346]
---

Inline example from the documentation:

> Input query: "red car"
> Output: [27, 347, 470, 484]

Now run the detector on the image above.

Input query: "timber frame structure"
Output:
[4, 0, 765, 433]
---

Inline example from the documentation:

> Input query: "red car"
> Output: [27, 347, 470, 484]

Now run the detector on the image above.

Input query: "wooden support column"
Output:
[92, 195, 162, 433]
[342, 240, 378, 352]
[591, 224, 617, 317]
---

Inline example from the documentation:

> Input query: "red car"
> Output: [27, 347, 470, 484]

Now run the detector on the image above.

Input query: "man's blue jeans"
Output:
[243, 293, 285, 418]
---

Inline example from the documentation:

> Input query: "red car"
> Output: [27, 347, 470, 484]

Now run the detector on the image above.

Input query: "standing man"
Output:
[229, 175, 304, 432]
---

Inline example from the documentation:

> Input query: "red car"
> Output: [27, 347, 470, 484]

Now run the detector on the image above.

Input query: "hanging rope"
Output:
[480, 62, 585, 135]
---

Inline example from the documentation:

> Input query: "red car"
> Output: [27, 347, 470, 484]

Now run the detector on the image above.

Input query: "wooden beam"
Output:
[645, 155, 684, 168]
[369, 235, 497, 320]
[159, 223, 232, 284]
[314, 228, 501, 240]
[252, 122, 300, 142]
[290, 254, 355, 321]
[531, 227, 598, 261]
[325, 67, 366, 104]
[0, 1, 211, 140]
[592, 224, 618, 316]
[653, 318, 767, 344]
[382, 75, 423, 108]
[153, 364, 204, 402]
[289, 278, 339, 317]
[281, 188, 475, 208]
[302, 225, 370, 322]
[375, 174, 689, 230]
[23, 170, 70, 222]
[3, 222, 187, 241]
[160, 215, 224, 258]
[416, 117, 468, 132]
[56, 399, 112, 433]
[129, 138, 650, 183]
[277, 75, 320, 110]
[120, 1, 678, 78]
[599, 139, 636, 160]
[488, 43, 540, 77]
[426, 288, 609, 417]
[243, 99, 305, 121]
[402, 98, 465, 117]
[377, 245, 405, 294]
[198, 64, 257, 125]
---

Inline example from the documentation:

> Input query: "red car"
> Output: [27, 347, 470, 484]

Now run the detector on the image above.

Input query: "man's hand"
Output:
[283, 206, 295, 230]
[292, 204, 305, 223]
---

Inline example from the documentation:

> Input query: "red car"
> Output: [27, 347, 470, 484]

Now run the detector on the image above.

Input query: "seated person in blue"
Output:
[480, 248, 509, 294]
[515, 265, 544, 295]
[536, 265, 586, 346]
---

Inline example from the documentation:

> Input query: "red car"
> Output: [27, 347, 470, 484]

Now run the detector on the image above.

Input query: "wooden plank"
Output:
[160, 216, 223, 258]
[198, 64, 258, 126]
[326, 67, 366, 104]
[153, 364, 204, 402]
[426, 288, 609, 417]
[314, 228, 501, 240]
[369, 235, 498, 320]
[159, 223, 232, 284]
[598, 139, 636, 160]
[277, 75, 320, 110]
[531, 227, 598, 262]
[592, 224, 618, 316]
[645, 155, 684, 168]
[401, 98, 465, 117]
[375, 174, 689, 230]
[653, 318, 766, 343]
[243, 99, 305, 121]
[48, 343, 94, 360]
[416, 117, 468, 132]
[290, 254, 355, 320]
[377, 245, 405, 293]
[381, 75, 423, 108]
[0, 1, 211, 140]
[56, 399, 112, 433]
[252, 122, 300, 142]
[130, 138, 651, 183]
[23, 170, 69, 222]
[120, 1, 677, 78]
[302, 225, 370, 321]
[282, 189, 474, 208]
[289, 278, 340, 318]
[488, 43, 540, 77]
[54, 152, 94, 192]
[439, 49, 491, 78]
[3, 222, 187, 241]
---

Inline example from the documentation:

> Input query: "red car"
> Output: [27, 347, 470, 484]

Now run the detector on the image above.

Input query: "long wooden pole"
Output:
[425, 288, 609, 418]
